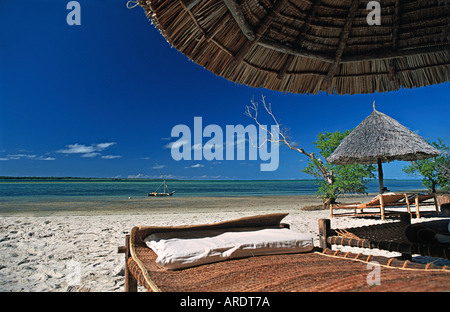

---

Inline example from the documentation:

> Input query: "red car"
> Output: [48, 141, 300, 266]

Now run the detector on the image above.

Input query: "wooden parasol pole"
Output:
[377, 158, 384, 194]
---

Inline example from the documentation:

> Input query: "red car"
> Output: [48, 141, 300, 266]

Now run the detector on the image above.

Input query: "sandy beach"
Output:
[0, 195, 445, 292]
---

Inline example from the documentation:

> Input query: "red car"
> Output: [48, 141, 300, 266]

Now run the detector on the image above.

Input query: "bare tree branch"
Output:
[245, 95, 334, 185]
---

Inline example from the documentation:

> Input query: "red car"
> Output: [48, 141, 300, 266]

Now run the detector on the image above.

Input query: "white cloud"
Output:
[185, 163, 204, 168]
[81, 152, 101, 158]
[127, 173, 148, 179]
[1, 154, 55, 161]
[164, 140, 189, 149]
[57, 142, 117, 158]
[226, 137, 248, 150]
[192, 143, 223, 151]
[165, 141, 224, 154]
[189, 174, 228, 179]
[7, 154, 36, 159]
[102, 155, 122, 159]
[57, 144, 96, 154]
[96, 142, 116, 150]
[36, 156, 56, 161]
[192, 143, 203, 151]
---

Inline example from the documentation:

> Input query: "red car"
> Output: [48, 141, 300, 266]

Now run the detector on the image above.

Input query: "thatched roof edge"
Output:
[327, 107, 441, 165]
[137, 0, 450, 95]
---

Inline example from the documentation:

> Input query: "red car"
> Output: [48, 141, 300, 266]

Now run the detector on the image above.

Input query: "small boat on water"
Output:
[148, 165, 175, 197]
[148, 191, 175, 197]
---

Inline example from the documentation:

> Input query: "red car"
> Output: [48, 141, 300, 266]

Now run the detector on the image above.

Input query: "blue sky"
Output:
[0, 0, 449, 180]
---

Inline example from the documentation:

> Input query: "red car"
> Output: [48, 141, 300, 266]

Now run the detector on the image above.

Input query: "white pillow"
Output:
[145, 227, 314, 270]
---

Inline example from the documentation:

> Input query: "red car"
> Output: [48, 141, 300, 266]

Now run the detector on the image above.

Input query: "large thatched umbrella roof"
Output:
[327, 102, 441, 193]
[136, 0, 449, 94]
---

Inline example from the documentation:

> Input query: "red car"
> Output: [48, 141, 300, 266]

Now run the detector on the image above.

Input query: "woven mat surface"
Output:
[333, 222, 409, 242]
[131, 246, 450, 292]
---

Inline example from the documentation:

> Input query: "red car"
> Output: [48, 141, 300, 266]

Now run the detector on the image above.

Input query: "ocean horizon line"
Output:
[0, 179, 428, 207]
[0, 176, 422, 182]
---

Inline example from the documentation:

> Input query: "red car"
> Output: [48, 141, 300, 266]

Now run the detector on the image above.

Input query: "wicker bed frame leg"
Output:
[433, 193, 439, 215]
[318, 219, 331, 251]
[404, 193, 411, 216]
[380, 195, 385, 220]
[415, 194, 421, 219]
[399, 213, 412, 260]
[118, 235, 138, 292]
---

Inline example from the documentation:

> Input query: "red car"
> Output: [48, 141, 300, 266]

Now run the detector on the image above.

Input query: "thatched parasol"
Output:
[327, 102, 441, 194]
[135, 0, 449, 94]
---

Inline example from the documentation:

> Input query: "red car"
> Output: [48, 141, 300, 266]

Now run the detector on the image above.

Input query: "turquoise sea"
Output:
[0, 179, 426, 214]
[0, 178, 425, 199]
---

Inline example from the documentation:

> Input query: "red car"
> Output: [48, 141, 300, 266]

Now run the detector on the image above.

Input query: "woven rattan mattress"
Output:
[126, 214, 450, 292]
[329, 219, 450, 259]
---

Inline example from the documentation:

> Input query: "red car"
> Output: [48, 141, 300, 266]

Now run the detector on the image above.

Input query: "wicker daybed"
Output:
[319, 214, 450, 260]
[118, 213, 450, 292]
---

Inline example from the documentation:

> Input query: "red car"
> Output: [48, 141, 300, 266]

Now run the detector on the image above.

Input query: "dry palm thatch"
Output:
[327, 101, 441, 193]
[327, 105, 441, 165]
[134, 0, 449, 94]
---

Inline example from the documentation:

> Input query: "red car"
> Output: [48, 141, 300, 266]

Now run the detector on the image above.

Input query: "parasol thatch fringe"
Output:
[327, 107, 441, 165]
[138, 0, 450, 94]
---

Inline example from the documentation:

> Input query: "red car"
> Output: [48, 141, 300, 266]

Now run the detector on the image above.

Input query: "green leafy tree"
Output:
[302, 130, 376, 204]
[403, 139, 449, 192]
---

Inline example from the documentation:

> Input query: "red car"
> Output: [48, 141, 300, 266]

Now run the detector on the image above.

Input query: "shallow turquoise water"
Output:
[0, 178, 424, 198]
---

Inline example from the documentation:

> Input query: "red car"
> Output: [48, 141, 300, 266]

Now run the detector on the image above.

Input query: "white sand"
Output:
[0, 195, 446, 292]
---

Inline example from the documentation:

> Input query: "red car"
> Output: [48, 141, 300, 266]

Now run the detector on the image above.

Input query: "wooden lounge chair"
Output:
[406, 193, 438, 218]
[330, 193, 409, 220]
[319, 214, 450, 261]
[118, 213, 450, 292]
